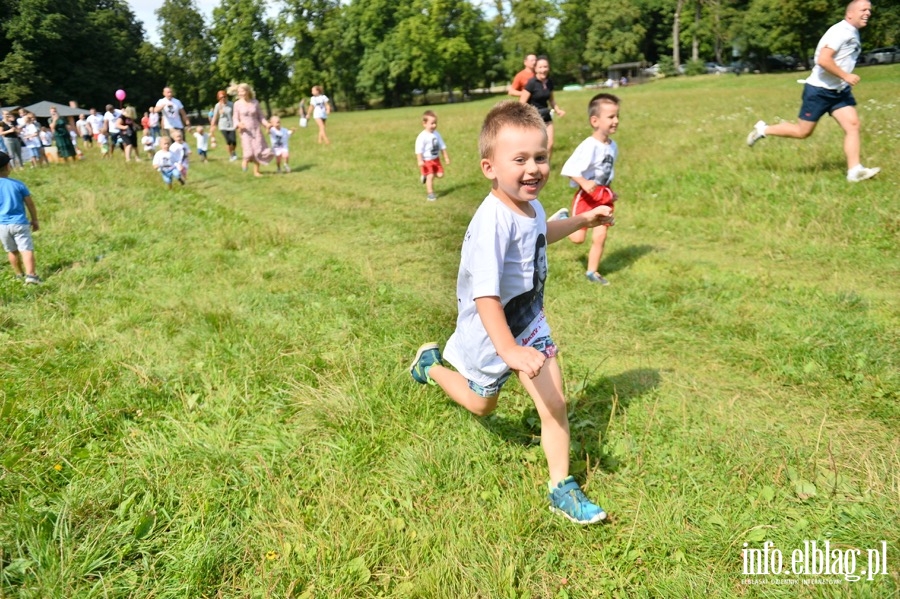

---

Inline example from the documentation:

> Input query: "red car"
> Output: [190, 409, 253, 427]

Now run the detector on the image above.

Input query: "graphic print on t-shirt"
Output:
[503, 233, 547, 339]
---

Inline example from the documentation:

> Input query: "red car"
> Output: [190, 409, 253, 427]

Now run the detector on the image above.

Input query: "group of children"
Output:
[150, 116, 295, 188]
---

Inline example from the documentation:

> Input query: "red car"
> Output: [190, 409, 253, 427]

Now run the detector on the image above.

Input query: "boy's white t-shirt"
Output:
[443, 193, 551, 387]
[152, 150, 173, 170]
[170, 141, 190, 166]
[414, 130, 446, 161]
[269, 127, 291, 154]
[560, 136, 617, 187]
[194, 132, 209, 152]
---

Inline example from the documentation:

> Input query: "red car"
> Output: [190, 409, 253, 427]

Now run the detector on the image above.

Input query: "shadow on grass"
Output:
[585, 244, 657, 276]
[432, 181, 480, 198]
[478, 367, 662, 474]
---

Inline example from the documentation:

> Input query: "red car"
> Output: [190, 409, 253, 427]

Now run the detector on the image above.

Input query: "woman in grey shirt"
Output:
[211, 90, 237, 161]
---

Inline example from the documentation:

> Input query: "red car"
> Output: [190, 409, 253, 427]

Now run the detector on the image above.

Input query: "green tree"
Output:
[551, 0, 590, 83]
[278, 0, 345, 106]
[584, 0, 646, 73]
[0, 0, 153, 108]
[156, 0, 216, 112]
[502, 0, 555, 76]
[211, 0, 288, 115]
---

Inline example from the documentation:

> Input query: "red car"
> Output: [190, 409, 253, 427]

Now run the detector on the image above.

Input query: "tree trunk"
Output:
[692, 0, 701, 62]
[673, 0, 685, 67]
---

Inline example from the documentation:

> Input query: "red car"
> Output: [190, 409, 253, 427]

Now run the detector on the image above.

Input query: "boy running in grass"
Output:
[409, 101, 614, 525]
[415, 110, 450, 201]
[268, 116, 294, 173]
[152, 137, 182, 189]
[0, 152, 42, 284]
[169, 130, 190, 184]
[554, 93, 621, 286]
[193, 126, 210, 163]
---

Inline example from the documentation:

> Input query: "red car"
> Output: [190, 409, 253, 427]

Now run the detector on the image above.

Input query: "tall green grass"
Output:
[1, 66, 897, 598]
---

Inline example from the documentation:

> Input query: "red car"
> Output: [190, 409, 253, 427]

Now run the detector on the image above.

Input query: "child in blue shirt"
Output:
[0, 152, 41, 284]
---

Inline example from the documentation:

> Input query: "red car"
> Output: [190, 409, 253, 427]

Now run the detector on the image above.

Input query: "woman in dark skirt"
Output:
[49, 107, 77, 163]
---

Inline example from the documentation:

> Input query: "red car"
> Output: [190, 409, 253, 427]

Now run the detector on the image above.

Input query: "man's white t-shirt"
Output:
[156, 97, 185, 130]
[414, 130, 447, 161]
[560, 136, 618, 188]
[87, 114, 104, 135]
[444, 194, 551, 387]
[807, 19, 861, 90]
[104, 110, 121, 134]
[75, 118, 89, 136]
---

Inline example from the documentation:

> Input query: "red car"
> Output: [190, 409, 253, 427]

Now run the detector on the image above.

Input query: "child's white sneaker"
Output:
[846, 165, 880, 183]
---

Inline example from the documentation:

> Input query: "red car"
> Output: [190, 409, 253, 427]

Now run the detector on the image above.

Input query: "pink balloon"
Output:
[115, 89, 126, 101]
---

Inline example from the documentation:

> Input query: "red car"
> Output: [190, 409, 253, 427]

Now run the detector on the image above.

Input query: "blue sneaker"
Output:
[548, 476, 607, 524]
[586, 271, 609, 286]
[409, 343, 442, 385]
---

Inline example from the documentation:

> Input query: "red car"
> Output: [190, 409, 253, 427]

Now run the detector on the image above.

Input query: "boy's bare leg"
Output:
[516, 357, 569, 485]
[568, 227, 587, 244]
[429, 364, 498, 417]
[587, 225, 608, 275]
[20, 249, 36, 276]
[425, 174, 435, 195]
[7, 251, 22, 276]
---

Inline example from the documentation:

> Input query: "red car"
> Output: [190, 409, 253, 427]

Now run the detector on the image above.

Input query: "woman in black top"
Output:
[116, 106, 139, 162]
[0, 111, 24, 168]
[519, 55, 566, 160]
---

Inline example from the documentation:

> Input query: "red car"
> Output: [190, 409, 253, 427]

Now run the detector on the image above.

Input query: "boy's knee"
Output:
[436, 172, 443, 178]
[472, 395, 498, 417]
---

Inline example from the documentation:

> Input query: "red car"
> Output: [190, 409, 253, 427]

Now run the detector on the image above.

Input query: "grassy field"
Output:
[1, 65, 897, 598]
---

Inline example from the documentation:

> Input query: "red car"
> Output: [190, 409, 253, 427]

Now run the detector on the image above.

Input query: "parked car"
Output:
[766, 54, 800, 71]
[704, 62, 731, 74]
[862, 47, 899, 65]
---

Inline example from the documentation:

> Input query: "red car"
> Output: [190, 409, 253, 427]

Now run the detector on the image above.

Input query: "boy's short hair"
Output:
[422, 110, 437, 121]
[159, 136, 172, 145]
[588, 93, 620, 118]
[0, 152, 10, 169]
[479, 101, 545, 159]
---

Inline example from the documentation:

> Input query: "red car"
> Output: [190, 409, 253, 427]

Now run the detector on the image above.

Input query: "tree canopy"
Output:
[0, 0, 895, 111]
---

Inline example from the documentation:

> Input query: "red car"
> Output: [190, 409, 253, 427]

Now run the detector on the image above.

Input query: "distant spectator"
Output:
[103, 104, 122, 153]
[49, 107, 77, 163]
[0, 111, 24, 169]
[508, 54, 537, 98]
[86, 108, 104, 143]
[116, 106, 139, 162]
[519, 55, 566, 160]
[76, 114, 92, 147]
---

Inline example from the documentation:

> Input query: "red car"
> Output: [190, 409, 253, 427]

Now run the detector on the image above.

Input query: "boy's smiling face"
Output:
[481, 125, 549, 209]
[591, 103, 619, 140]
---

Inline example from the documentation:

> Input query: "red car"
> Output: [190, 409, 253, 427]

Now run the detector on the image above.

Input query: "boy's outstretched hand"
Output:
[499, 345, 546, 379]
[582, 204, 615, 228]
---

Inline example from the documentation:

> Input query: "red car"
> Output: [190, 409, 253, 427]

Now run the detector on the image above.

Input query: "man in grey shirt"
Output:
[211, 90, 237, 161]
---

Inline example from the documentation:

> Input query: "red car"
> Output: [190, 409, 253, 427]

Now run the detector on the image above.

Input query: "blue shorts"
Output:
[467, 336, 559, 398]
[799, 84, 855, 122]
[160, 167, 181, 185]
